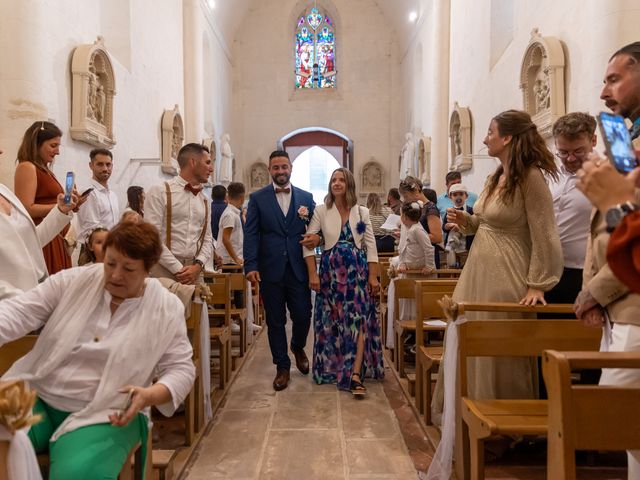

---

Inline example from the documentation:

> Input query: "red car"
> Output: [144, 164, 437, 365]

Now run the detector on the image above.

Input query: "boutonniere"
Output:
[297, 205, 309, 222]
[356, 221, 366, 235]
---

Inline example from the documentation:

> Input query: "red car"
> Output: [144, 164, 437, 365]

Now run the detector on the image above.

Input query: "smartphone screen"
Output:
[64, 172, 75, 204]
[598, 112, 639, 173]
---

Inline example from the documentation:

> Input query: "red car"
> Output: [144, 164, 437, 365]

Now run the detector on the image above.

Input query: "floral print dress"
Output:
[312, 222, 384, 390]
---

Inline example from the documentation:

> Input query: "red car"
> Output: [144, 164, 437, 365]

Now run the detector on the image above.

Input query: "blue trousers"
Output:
[260, 262, 311, 370]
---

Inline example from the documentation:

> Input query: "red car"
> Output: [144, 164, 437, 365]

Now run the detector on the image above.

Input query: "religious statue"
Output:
[400, 132, 415, 179]
[219, 133, 233, 185]
[87, 62, 99, 121]
[533, 68, 551, 113]
[250, 164, 268, 189]
[363, 164, 382, 188]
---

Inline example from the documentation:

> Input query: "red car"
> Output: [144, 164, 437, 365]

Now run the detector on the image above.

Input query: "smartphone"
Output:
[598, 112, 639, 173]
[119, 389, 134, 416]
[63, 172, 75, 205]
[81, 187, 94, 197]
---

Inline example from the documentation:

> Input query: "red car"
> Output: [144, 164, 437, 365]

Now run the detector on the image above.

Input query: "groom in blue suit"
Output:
[244, 151, 316, 391]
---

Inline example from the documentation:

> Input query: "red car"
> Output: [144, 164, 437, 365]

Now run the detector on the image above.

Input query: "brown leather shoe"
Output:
[273, 369, 290, 391]
[291, 348, 310, 375]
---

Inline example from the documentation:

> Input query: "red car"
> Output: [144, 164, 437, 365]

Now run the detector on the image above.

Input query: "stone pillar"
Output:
[0, 2, 52, 186]
[429, 0, 451, 193]
[182, 0, 204, 143]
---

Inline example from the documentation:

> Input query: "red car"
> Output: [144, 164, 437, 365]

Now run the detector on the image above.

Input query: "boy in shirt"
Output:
[443, 183, 474, 268]
[216, 182, 245, 267]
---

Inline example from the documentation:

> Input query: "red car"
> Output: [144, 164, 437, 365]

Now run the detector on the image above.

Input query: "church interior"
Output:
[1, 0, 640, 479]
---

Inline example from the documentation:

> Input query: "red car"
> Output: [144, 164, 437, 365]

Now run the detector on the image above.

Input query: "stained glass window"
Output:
[295, 7, 336, 89]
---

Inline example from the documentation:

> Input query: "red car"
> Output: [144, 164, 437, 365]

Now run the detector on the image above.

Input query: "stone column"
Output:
[0, 2, 52, 185]
[182, 0, 205, 143]
[428, 0, 451, 193]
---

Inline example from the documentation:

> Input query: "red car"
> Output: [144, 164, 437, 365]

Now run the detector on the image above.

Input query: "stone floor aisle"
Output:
[183, 330, 419, 480]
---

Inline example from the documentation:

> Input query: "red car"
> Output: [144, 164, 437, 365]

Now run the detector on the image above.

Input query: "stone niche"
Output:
[449, 102, 473, 172]
[161, 105, 184, 175]
[70, 36, 116, 148]
[418, 134, 432, 186]
[360, 160, 385, 202]
[247, 161, 270, 192]
[520, 28, 566, 138]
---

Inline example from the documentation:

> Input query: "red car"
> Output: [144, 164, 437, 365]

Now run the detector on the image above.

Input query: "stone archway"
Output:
[278, 127, 353, 171]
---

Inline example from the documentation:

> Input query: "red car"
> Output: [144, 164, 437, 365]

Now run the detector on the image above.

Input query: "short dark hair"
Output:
[104, 222, 162, 272]
[90, 148, 113, 161]
[269, 150, 290, 164]
[211, 184, 227, 201]
[610, 42, 640, 64]
[227, 182, 245, 200]
[387, 188, 400, 201]
[401, 201, 422, 222]
[552, 112, 597, 140]
[177, 143, 207, 168]
[422, 188, 437, 205]
[445, 171, 461, 185]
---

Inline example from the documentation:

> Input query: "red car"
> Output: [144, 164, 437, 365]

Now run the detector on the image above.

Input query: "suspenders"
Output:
[164, 181, 209, 259]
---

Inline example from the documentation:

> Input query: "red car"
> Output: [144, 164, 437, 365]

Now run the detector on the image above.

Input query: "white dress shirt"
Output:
[549, 167, 592, 269]
[0, 269, 194, 413]
[145, 176, 214, 274]
[76, 179, 120, 242]
[274, 182, 292, 216]
[216, 204, 243, 263]
[398, 222, 435, 270]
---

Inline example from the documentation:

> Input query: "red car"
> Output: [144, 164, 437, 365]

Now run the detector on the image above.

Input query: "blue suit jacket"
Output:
[243, 185, 315, 283]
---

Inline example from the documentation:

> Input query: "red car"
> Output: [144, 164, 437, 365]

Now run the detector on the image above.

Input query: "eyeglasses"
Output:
[554, 150, 591, 161]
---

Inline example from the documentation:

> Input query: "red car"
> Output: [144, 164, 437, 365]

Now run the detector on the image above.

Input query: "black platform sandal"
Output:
[350, 372, 366, 397]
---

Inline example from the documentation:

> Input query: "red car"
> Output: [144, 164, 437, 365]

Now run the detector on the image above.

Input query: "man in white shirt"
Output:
[76, 149, 120, 265]
[546, 112, 596, 306]
[146, 143, 214, 284]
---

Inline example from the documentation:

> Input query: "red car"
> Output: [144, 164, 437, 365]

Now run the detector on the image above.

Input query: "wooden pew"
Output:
[453, 315, 601, 480]
[543, 350, 640, 480]
[204, 274, 232, 390]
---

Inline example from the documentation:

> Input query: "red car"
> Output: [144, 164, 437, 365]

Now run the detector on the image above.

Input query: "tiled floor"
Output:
[183, 330, 419, 480]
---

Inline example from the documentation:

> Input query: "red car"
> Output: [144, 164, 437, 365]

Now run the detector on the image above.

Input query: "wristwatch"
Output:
[605, 202, 638, 233]
[194, 259, 205, 269]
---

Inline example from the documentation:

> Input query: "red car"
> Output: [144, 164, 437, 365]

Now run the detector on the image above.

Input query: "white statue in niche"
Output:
[533, 68, 551, 113]
[219, 133, 233, 185]
[400, 133, 415, 179]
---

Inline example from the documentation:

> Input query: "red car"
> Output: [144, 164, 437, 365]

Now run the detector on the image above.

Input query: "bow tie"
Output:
[275, 187, 291, 194]
[184, 184, 202, 196]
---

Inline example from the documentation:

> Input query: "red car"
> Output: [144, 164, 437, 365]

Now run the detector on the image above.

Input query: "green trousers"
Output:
[28, 397, 148, 480]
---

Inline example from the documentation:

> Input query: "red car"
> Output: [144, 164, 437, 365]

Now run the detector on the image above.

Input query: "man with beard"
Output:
[146, 143, 214, 284]
[244, 150, 316, 391]
[76, 149, 120, 265]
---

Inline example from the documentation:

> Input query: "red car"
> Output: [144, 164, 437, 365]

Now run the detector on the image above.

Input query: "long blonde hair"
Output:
[366, 192, 383, 214]
[485, 110, 558, 203]
[325, 168, 358, 209]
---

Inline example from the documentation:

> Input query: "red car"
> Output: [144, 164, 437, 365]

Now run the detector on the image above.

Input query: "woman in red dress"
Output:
[14, 121, 72, 274]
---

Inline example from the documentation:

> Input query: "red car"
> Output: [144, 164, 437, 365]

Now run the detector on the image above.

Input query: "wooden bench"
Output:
[204, 274, 232, 390]
[453, 316, 601, 480]
[543, 350, 640, 480]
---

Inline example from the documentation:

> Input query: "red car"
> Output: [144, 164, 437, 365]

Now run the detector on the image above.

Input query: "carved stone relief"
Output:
[449, 102, 473, 172]
[161, 105, 183, 175]
[520, 28, 566, 138]
[360, 160, 385, 193]
[418, 135, 432, 185]
[70, 36, 116, 148]
[247, 161, 270, 192]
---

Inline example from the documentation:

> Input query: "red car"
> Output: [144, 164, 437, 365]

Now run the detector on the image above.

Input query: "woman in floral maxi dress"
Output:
[304, 168, 384, 396]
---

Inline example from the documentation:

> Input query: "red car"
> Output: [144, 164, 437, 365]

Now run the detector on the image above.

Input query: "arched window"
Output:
[295, 7, 336, 89]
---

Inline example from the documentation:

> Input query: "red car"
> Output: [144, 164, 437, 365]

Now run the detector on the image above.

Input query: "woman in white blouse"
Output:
[0, 221, 195, 479]
[303, 168, 384, 397]
[0, 149, 76, 300]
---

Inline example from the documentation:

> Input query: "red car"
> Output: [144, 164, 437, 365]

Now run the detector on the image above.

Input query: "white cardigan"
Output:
[303, 204, 378, 263]
[0, 184, 71, 300]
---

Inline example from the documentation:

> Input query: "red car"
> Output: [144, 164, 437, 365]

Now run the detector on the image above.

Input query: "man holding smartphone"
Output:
[76, 149, 120, 265]
[574, 41, 640, 478]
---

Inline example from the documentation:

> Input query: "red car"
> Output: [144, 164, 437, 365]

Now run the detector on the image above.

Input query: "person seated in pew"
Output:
[397, 201, 436, 277]
[0, 221, 195, 479]
[0, 148, 77, 300]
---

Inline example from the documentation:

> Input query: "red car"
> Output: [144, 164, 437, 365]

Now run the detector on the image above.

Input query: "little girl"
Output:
[397, 201, 435, 275]
[86, 227, 109, 264]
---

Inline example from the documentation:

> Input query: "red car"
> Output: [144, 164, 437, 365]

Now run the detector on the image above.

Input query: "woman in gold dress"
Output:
[435, 110, 562, 417]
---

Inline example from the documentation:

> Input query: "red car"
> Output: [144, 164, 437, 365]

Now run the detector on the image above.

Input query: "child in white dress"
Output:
[397, 201, 435, 275]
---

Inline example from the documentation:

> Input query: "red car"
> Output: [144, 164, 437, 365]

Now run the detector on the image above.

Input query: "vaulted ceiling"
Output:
[206, 0, 426, 55]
